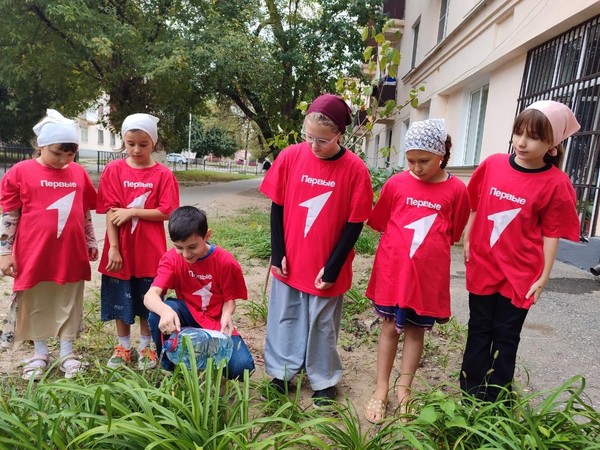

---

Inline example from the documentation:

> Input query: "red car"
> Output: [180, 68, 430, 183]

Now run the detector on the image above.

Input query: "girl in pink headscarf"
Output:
[460, 100, 581, 402]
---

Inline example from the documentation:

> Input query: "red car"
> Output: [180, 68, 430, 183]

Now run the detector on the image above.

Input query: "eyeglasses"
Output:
[301, 130, 340, 147]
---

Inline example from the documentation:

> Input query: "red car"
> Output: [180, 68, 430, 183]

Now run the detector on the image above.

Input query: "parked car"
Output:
[166, 153, 187, 164]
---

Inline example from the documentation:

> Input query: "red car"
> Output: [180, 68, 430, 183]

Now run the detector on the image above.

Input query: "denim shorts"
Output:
[373, 303, 438, 333]
[100, 275, 153, 324]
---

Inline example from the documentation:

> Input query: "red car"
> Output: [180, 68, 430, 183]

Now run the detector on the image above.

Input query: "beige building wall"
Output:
[361, 0, 600, 236]
[368, 0, 600, 167]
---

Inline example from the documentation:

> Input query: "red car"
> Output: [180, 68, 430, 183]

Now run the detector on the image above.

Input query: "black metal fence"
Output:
[0, 144, 35, 172]
[517, 13, 600, 240]
[95, 151, 262, 175]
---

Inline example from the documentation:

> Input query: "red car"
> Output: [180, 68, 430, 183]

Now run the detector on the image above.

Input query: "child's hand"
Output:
[220, 317, 234, 336]
[463, 239, 470, 263]
[108, 208, 132, 227]
[88, 246, 99, 262]
[272, 256, 288, 278]
[314, 267, 334, 290]
[106, 247, 123, 272]
[526, 278, 548, 304]
[159, 309, 181, 335]
[0, 254, 17, 277]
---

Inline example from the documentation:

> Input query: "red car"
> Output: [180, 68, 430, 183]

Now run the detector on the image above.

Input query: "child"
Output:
[460, 100, 581, 402]
[97, 113, 179, 370]
[363, 119, 470, 422]
[144, 206, 255, 378]
[260, 94, 373, 406]
[0, 109, 98, 380]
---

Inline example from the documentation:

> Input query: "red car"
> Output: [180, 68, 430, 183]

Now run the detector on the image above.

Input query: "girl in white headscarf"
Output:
[96, 113, 179, 370]
[0, 109, 98, 380]
[364, 119, 470, 422]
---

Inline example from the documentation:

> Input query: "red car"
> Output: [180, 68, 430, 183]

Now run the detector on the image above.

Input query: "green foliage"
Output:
[1, 372, 597, 449]
[195, 126, 238, 159]
[241, 285, 269, 326]
[355, 225, 379, 256]
[173, 170, 256, 183]
[209, 209, 271, 261]
[0, 0, 210, 148]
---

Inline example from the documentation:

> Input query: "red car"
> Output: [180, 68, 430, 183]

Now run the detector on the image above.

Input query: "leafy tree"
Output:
[171, 0, 388, 157]
[196, 127, 238, 159]
[0, 0, 210, 148]
[0, 0, 386, 156]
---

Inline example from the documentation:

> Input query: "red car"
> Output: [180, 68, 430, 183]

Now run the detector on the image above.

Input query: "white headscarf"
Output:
[33, 109, 79, 147]
[121, 113, 160, 145]
[404, 119, 447, 156]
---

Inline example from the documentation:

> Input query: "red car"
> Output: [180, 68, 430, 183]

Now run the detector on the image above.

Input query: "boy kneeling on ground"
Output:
[144, 206, 255, 378]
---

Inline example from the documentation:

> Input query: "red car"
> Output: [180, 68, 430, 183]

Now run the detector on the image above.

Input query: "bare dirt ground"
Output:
[0, 186, 463, 428]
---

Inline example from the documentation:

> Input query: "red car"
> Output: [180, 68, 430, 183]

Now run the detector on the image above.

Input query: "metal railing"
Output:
[0, 144, 35, 172]
[517, 13, 600, 240]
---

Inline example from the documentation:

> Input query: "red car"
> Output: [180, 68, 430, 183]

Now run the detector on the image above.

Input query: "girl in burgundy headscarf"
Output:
[260, 94, 373, 407]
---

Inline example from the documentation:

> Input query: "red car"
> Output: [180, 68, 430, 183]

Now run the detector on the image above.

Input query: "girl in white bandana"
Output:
[364, 119, 470, 422]
[97, 113, 179, 370]
[0, 109, 98, 380]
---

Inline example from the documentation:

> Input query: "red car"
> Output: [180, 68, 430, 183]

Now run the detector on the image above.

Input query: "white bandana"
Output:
[404, 119, 447, 156]
[121, 113, 159, 145]
[33, 109, 79, 147]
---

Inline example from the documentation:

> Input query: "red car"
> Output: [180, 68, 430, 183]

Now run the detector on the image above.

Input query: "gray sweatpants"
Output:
[264, 277, 344, 391]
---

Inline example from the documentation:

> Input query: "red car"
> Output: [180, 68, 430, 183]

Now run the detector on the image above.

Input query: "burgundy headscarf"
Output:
[306, 94, 352, 133]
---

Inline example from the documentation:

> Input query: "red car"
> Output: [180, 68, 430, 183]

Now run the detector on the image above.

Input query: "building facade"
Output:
[76, 98, 122, 157]
[362, 0, 600, 238]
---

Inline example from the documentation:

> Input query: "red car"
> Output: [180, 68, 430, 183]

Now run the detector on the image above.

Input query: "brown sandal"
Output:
[364, 397, 388, 423]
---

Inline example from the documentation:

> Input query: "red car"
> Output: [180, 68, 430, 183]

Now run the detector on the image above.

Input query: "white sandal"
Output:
[22, 354, 50, 381]
[60, 354, 84, 379]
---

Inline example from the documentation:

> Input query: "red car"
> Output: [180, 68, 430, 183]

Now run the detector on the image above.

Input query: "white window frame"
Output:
[463, 84, 489, 166]
[437, 0, 449, 42]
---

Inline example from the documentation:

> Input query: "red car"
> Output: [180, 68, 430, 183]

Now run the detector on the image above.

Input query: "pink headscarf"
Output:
[525, 100, 580, 146]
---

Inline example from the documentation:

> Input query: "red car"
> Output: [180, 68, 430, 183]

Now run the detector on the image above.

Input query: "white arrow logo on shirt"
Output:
[404, 213, 438, 258]
[127, 191, 151, 233]
[299, 191, 333, 237]
[487, 208, 521, 248]
[192, 282, 213, 311]
[46, 191, 76, 239]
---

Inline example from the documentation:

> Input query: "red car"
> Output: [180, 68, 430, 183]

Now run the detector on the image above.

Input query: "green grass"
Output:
[173, 169, 257, 183]
[210, 208, 271, 261]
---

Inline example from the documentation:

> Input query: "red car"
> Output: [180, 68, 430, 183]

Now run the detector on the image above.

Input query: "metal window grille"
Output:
[517, 14, 600, 239]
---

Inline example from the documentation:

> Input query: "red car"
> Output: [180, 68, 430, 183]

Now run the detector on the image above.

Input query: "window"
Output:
[110, 132, 116, 147]
[411, 17, 420, 69]
[98, 129, 104, 145]
[386, 129, 393, 164]
[437, 0, 449, 42]
[374, 134, 381, 167]
[98, 104, 104, 117]
[81, 127, 88, 143]
[464, 84, 489, 165]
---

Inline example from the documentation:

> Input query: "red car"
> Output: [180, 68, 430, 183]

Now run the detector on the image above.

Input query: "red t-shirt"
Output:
[152, 246, 247, 334]
[466, 154, 580, 309]
[0, 160, 97, 291]
[366, 171, 470, 317]
[260, 143, 373, 297]
[97, 159, 179, 279]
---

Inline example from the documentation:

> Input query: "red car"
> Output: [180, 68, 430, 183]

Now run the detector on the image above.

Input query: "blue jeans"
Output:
[148, 298, 255, 380]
